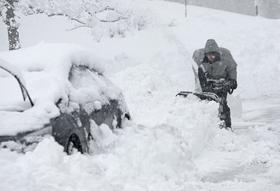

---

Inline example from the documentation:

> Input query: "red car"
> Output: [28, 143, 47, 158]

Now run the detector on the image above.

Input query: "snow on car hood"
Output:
[0, 43, 122, 136]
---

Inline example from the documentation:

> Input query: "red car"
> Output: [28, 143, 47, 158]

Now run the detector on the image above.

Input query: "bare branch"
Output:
[96, 6, 126, 17]
[11, 1, 130, 33]
[27, 5, 44, 14]
[95, 6, 115, 14]
[47, 13, 86, 25]
[66, 25, 90, 31]
[23, 5, 86, 25]
[94, 6, 128, 23]
[98, 16, 128, 23]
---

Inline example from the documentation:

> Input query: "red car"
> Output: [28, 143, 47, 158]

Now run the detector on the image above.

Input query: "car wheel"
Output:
[117, 112, 131, 128]
[124, 113, 131, 121]
[66, 134, 83, 155]
[115, 112, 122, 129]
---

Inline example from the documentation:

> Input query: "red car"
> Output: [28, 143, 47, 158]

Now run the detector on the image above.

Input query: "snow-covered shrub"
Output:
[18, 0, 151, 40]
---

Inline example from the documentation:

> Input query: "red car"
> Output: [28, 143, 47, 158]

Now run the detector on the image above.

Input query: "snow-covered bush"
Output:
[19, 0, 150, 40]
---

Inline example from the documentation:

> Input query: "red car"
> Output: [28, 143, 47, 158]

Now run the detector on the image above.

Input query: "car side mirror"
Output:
[55, 97, 70, 109]
[55, 98, 63, 107]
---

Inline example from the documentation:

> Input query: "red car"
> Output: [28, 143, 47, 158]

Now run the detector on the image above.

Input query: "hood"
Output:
[204, 39, 220, 54]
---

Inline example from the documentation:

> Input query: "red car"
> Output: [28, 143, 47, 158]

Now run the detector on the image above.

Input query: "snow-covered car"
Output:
[0, 44, 130, 154]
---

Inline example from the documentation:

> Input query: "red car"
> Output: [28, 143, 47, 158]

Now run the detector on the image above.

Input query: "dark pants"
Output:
[216, 91, 231, 128]
[198, 68, 231, 128]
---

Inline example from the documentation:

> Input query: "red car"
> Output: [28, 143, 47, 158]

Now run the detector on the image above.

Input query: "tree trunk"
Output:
[5, 0, 21, 50]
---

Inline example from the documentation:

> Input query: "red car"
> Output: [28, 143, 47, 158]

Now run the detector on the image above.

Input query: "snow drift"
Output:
[1, 0, 280, 191]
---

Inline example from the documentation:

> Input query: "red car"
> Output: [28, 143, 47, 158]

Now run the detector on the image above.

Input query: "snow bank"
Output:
[166, 96, 219, 157]
[2, 97, 278, 191]
[0, 126, 197, 191]
[0, 92, 218, 190]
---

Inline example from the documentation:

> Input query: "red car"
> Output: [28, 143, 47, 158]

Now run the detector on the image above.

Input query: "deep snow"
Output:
[0, 0, 280, 191]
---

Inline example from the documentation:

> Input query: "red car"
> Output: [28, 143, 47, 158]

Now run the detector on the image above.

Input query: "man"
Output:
[192, 39, 237, 129]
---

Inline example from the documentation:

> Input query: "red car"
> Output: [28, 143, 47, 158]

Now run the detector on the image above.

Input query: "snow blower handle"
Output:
[207, 78, 233, 94]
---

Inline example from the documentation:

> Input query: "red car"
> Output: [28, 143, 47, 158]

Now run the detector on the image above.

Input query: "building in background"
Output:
[166, 0, 280, 19]
[258, 0, 280, 19]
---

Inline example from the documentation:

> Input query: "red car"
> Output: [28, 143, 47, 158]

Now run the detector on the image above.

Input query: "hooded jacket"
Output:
[193, 39, 237, 80]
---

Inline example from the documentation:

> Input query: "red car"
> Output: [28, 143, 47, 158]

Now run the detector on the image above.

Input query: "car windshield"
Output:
[69, 65, 105, 103]
[68, 64, 115, 114]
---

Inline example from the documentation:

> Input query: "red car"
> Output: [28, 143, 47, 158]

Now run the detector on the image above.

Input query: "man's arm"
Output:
[224, 50, 237, 91]
[221, 48, 237, 81]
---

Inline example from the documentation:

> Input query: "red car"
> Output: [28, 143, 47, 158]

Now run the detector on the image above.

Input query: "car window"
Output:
[68, 65, 108, 107]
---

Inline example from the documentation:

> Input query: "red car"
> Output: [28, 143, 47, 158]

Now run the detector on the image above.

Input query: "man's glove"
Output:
[202, 85, 213, 92]
[224, 79, 237, 94]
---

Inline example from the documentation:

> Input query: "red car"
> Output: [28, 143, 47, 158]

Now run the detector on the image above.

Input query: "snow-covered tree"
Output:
[0, 0, 148, 50]
[19, 0, 147, 40]
[0, 0, 21, 50]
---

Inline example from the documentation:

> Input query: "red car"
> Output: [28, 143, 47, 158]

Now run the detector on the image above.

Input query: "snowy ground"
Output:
[1, 1, 280, 191]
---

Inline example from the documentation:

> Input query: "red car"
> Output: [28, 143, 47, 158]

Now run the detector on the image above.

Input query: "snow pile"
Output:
[166, 96, 219, 157]
[2, 96, 276, 191]
[194, 122, 280, 190]
[0, 125, 197, 191]
[0, 106, 56, 136]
